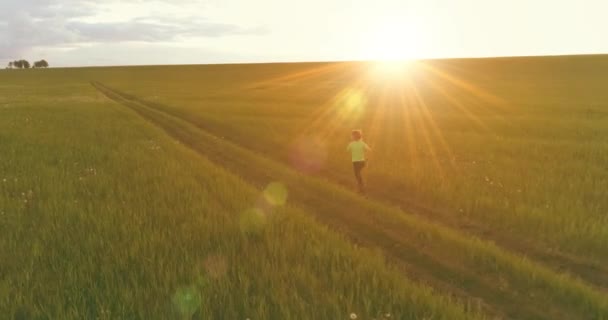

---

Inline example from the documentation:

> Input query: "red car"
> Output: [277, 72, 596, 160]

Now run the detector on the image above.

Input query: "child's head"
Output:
[351, 129, 362, 141]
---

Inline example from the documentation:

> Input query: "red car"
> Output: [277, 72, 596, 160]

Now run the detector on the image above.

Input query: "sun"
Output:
[362, 19, 422, 62]
[361, 19, 422, 78]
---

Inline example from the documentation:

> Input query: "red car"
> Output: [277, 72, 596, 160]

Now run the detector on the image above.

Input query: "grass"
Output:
[0, 71, 478, 319]
[80, 57, 608, 275]
[92, 80, 608, 319]
[2, 55, 608, 319]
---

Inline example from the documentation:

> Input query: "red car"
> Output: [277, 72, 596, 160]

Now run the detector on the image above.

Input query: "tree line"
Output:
[6, 59, 49, 69]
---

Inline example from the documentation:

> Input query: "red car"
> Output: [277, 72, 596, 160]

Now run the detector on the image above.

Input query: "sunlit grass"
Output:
[0, 71, 479, 319]
[92, 78, 608, 319]
[87, 58, 608, 264]
[3, 56, 608, 319]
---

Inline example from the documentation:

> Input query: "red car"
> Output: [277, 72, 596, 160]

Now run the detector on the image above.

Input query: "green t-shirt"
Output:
[347, 140, 371, 162]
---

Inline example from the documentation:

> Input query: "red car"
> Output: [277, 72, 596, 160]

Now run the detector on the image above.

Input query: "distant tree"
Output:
[33, 59, 49, 68]
[7, 61, 13, 69]
[9, 59, 37, 69]
[14, 60, 27, 69]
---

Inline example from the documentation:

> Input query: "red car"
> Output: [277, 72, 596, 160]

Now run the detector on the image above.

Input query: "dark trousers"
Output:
[352, 161, 366, 192]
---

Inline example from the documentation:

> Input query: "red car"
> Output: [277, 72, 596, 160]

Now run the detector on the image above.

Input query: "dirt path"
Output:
[95, 81, 608, 293]
[92, 82, 608, 320]
[105, 82, 608, 293]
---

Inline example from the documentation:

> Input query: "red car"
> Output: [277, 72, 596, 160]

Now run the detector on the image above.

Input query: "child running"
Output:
[347, 130, 371, 194]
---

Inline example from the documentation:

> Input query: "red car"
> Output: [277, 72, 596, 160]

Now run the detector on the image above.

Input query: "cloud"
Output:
[0, 0, 265, 59]
[67, 18, 263, 43]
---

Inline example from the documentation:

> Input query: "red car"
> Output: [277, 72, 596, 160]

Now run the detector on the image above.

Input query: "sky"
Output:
[1, 0, 607, 67]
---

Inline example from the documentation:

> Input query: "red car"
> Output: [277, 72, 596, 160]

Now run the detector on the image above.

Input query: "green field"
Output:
[2, 55, 608, 319]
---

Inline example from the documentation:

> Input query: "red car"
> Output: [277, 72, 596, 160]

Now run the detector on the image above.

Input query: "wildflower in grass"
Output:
[350, 312, 357, 319]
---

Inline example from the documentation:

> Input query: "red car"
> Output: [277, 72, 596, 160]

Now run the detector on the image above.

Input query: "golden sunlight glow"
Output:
[334, 88, 367, 123]
[361, 18, 423, 80]
[362, 18, 423, 61]
[369, 60, 416, 79]
[260, 38, 511, 190]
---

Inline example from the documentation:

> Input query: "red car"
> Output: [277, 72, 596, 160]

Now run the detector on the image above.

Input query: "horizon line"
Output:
[3, 52, 607, 70]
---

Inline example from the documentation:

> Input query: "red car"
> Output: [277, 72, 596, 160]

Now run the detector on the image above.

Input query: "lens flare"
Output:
[334, 88, 367, 122]
[289, 136, 328, 174]
[171, 285, 201, 318]
[263, 182, 288, 206]
[343, 88, 366, 110]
